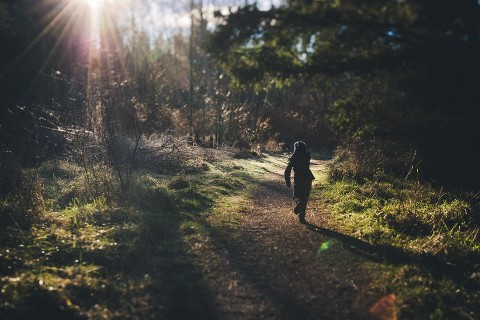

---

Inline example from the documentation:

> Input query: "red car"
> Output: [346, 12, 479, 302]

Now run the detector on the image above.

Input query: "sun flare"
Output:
[83, 0, 101, 11]
[77, 0, 104, 46]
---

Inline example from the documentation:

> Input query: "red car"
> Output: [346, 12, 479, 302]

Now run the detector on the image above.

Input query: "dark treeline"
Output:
[1, 0, 479, 189]
[209, 0, 480, 188]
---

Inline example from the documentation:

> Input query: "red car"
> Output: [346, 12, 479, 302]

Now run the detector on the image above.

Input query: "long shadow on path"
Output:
[198, 220, 318, 320]
[197, 175, 372, 320]
[303, 221, 473, 282]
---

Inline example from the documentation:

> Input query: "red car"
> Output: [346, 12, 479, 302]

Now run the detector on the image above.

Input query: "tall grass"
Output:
[320, 177, 480, 259]
[318, 146, 480, 319]
[0, 170, 45, 228]
[0, 138, 251, 319]
[323, 141, 480, 260]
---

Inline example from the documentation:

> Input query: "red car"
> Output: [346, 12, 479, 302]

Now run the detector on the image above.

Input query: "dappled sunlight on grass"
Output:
[229, 153, 289, 179]
[312, 168, 480, 319]
[4, 152, 476, 319]
[318, 178, 480, 258]
[0, 153, 258, 318]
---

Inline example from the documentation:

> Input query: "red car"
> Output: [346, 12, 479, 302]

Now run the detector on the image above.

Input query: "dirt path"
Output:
[183, 157, 383, 320]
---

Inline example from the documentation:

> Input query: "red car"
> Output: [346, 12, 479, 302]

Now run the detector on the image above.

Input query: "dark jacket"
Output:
[285, 150, 315, 187]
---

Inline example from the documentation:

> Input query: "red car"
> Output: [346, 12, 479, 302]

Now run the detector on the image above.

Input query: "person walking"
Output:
[284, 141, 315, 223]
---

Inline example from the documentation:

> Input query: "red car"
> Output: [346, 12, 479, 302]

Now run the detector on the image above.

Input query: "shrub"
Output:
[328, 138, 417, 182]
[128, 173, 173, 211]
[39, 160, 117, 209]
[0, 171, 45, 228]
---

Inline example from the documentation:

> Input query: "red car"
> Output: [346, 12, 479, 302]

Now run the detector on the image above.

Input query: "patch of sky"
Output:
[142, 0, 284, 42]
[336, 25, 348, 35]
[295, 34, 316, 63]
[386, 27, 400, 39]
[307, 34, 316, 53]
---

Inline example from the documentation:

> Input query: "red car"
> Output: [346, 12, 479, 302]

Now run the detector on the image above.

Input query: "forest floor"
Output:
[173, 155, 389, 320]
[2, 152, 477, 319]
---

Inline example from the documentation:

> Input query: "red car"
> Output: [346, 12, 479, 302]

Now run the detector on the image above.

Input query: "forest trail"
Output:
[181, 156, 386, 320]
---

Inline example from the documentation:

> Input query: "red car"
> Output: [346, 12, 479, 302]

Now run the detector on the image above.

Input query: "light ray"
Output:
[2, 1, 78, 77]
[33, 5, 90, 81]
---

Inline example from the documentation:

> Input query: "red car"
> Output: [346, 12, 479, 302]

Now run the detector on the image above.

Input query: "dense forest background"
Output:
[1, 0, 479, 191]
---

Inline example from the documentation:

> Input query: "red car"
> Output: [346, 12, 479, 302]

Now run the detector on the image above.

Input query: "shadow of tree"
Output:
[78, 208, 220, 319]
[197, 220, 318, 320]
[0, 203, 220, 319]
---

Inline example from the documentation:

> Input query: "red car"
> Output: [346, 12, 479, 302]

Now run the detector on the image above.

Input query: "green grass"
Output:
[8, 153, 478, 319]
[313, 169, 480, 319]
[316, 176, 480, 259]
[0, 156, 257, 319]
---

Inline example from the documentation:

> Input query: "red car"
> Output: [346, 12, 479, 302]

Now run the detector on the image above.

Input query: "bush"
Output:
[38, 160, 117, 209]
[128, 173, 173, 211]
[0, 171, 45, 228]
[328, 138, 417, 182]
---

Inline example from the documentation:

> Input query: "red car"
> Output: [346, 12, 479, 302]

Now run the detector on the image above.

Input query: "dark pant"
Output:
[293, 180, 312, 219]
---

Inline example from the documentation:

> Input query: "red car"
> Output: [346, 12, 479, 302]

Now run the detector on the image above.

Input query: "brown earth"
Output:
[175, 158, 389, 320]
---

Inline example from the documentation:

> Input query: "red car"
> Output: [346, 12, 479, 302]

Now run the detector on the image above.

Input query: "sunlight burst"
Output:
[83, 0, 101, 28]
[83, 0, 101, 12]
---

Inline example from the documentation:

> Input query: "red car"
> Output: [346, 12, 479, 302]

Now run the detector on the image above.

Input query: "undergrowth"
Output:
[319, 177, 480, 260]
[316, 151, 480, 319]
[0, 151, 252, 319]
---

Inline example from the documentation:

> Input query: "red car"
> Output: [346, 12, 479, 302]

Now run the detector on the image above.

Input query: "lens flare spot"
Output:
[316, 241, 331, 256]
[369, 293, 398, 320]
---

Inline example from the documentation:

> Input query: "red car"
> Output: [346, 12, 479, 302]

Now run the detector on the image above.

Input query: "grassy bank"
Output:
[312, 162, 480, 319]
[0, 149, 261, 319]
